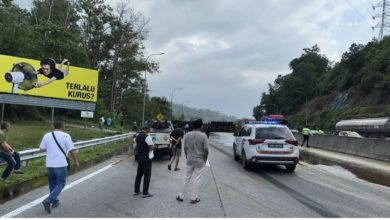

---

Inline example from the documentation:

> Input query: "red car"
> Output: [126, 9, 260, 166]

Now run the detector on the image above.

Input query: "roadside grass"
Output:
[0, 139, 132, 191]
[6, 121, 116, 151]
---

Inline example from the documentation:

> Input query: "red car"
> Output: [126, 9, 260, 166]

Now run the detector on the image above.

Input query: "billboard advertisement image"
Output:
[0, 54, 98, 103]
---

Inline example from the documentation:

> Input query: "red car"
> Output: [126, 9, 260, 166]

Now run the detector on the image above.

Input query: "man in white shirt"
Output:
[39, 120, 79, 214]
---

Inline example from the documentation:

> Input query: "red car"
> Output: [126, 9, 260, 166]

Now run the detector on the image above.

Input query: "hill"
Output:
[172, 103, 237, 122]
[254, 36, 390, 130]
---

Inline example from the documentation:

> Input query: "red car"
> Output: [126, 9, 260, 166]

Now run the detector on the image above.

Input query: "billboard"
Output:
[0, 54, 98, 102]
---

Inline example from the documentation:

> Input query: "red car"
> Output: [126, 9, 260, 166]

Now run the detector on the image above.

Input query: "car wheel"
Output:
[286, 164, 296, 172]
[242, 150, 250, 170]
[233, 144, 239, 161]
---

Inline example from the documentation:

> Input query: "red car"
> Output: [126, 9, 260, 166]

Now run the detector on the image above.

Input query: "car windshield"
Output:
[255, 127, 295, 140]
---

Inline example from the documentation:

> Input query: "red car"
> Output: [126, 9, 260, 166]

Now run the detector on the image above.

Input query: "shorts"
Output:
[172, 147, 182, 157]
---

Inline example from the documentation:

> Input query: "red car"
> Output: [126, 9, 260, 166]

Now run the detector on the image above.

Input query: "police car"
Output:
[233, 119, 299, 172]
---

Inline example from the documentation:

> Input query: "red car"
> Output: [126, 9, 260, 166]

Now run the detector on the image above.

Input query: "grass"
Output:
[6, 121, 117, 151]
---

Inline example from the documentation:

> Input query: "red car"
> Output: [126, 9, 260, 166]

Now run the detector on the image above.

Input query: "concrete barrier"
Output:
[293, 133, 390, 162]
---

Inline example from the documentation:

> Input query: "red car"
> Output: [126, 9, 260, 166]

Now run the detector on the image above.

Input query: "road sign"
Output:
[81, 111, 94, 118]
[156, 113, 165, 121]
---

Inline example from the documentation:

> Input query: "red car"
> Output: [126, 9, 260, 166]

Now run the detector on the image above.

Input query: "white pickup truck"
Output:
[133, 121, 174, 158]
[149, 121, 174, 158]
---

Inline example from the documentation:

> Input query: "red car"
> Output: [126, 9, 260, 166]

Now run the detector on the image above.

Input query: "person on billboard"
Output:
[34, 58, 70, 88]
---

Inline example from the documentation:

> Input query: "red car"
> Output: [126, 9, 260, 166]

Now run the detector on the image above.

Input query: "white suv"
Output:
[233, 123, 299, 172]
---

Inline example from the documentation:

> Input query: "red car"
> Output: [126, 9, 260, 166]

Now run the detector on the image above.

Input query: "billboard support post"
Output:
[1, 103, 4, 123]
[51, 107, 54, 125]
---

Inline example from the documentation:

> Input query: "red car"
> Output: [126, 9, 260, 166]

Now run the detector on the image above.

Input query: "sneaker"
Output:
[14, 169, 24, 174]
[42, 200, 51, 213]
[168, 164, 171, 170]
[174, 168, 180, 171]
[176, 196, 183, 202]
[52, 201, 60, 208]
[190, 198, 200, 204]
[142, 193, 153, 198]
[133, 192, 141, 196]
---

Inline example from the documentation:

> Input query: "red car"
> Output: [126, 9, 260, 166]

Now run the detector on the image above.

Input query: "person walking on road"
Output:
[176, 119, 209, 204]
[168, 124, 185, 171]
[0, 121, 24, 181]
[134, 125, 155, 198]
[39, 120, 79, 214]
[301, 127, 313, 147]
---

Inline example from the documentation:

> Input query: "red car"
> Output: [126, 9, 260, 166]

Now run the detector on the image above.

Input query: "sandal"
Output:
[190, 198, 200, 204]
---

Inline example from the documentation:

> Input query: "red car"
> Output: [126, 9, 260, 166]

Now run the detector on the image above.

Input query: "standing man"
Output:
[39, 120, 79, 214]
[168, 124, 185, 171]
[301, 127, 313, 147]
[134, 125, 155, 198]
[0, 121, 23, 181]
[176, 119, 208, 204]
[99, 116, 105, 130]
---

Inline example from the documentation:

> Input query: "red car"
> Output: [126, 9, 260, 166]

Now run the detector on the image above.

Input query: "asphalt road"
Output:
[1, 133, 390, 217]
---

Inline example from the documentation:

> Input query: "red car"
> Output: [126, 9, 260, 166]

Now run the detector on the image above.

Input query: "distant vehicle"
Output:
[338, 131, 362, 138]
[335, 117, 390, 138]
[290, 129, 299, 133]
[233, 122, 299, 172]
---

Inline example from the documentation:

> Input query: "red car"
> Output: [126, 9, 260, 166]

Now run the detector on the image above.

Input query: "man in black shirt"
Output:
[134, 125, 155, 198]
[34, 58, 70, 88]
[168, 124, 185, 171]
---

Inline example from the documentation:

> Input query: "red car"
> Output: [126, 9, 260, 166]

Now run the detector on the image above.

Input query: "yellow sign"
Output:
[156, 113, 165, 121]
[0, 54, 98, 102]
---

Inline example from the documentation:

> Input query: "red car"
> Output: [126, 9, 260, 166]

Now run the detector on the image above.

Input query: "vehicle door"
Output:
[237, 126, 252, 153]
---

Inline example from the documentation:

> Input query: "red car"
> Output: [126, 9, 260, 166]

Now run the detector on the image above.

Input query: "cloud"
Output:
[15, 0, 374, 118]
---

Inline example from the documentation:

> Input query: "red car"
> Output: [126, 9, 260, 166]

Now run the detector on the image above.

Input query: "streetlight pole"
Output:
[170, 87, 183, 120]
[142, 53, 165, 126]
[294, 90, 308, 126]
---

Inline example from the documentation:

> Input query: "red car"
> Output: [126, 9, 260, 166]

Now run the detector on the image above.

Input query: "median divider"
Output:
[293, 133, 390, 162]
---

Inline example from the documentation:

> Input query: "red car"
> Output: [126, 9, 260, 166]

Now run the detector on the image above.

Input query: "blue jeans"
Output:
[0, 152, 21, 180]
[45, 167, 67, 204]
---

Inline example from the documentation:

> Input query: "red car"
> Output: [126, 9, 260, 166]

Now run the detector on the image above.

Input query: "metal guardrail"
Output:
[0, 133, 134, 166]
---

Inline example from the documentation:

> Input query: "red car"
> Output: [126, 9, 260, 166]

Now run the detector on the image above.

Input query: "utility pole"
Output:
[372, 0, 389, 40]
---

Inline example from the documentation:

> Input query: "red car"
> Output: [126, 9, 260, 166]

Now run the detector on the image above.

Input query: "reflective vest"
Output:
[302, 128, 310, 135]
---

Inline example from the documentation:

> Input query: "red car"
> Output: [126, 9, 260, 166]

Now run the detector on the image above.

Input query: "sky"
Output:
[14, 0, 383, 118]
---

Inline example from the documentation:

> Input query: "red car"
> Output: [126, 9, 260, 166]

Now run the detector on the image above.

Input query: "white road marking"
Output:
[1, 164, 113, 218]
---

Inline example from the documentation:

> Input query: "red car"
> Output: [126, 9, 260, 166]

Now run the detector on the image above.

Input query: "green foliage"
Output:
[257, 37, 390, 127]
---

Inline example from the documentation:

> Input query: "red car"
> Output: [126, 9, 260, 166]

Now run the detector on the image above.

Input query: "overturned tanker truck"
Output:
[335, 117, 390, 138]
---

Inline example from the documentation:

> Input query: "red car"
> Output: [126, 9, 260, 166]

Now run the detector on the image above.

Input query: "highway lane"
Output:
[211, 132, 390, 217]
[1, 133, 389, 217]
